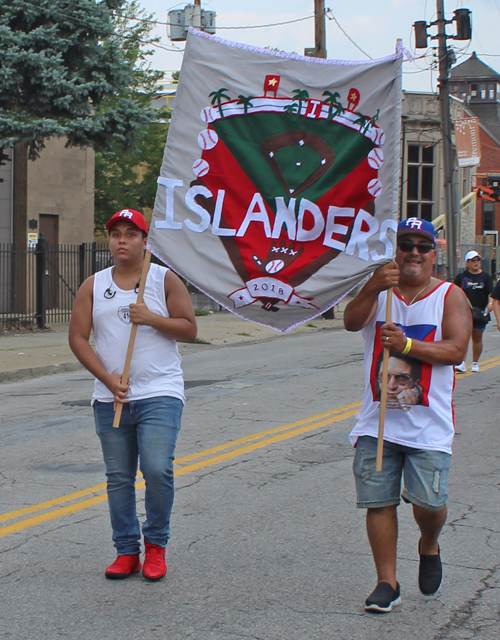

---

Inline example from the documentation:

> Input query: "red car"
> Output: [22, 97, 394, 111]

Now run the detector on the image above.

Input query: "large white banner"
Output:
[149, 29, 403, 331]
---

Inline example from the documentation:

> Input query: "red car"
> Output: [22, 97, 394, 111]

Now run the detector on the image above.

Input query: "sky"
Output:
[136, 0, 500, 91]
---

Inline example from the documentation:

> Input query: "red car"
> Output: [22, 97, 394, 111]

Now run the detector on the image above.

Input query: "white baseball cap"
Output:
[465, 250, 481, 261]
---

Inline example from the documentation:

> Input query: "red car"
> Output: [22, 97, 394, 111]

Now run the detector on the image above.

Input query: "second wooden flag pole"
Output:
[113, 250, 152, 428]
[376, 287, 393, 472]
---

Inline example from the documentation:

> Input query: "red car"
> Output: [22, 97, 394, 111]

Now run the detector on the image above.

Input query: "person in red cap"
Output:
[69, 209, 197, 581]
[343, 217, 470, 613]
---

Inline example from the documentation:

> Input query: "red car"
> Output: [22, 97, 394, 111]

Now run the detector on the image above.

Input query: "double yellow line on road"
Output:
[456, 353, 500, 375]
[0, 401, 361, 538]
[3, 353, 500, 539]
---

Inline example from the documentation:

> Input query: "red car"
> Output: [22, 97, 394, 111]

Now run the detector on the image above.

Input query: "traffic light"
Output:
[414, 21, 428, 48]
[454, 9, 472, 40]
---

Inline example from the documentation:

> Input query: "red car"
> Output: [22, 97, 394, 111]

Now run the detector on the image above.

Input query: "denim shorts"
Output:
[353, 436, 451, 511]
[473, 320, 488, 332]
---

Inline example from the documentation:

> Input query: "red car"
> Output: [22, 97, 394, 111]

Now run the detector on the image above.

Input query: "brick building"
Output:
[450, 53, 500, 245]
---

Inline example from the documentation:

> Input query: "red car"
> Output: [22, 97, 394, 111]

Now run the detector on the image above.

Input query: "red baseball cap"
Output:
[106, 209, 149, 235]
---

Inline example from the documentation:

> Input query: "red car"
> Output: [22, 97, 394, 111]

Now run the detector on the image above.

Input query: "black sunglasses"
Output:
[397, 240, 434, 254]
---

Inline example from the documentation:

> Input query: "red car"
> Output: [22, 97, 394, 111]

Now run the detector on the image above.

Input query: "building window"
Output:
[488, 84, 496, 100]
[406, 144, 434, 222]
[483, 202, 495, 232]
[470, 83, 477, 98]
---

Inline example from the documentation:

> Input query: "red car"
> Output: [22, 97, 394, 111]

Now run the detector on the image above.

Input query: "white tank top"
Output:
[92, 263, 185, 404]
[349, 282, 456, 454]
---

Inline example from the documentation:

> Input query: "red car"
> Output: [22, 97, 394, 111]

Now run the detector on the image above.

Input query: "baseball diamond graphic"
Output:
[193, 85, 384, 311]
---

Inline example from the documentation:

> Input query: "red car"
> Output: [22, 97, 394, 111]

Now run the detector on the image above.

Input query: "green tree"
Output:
[94, 107, 169, 232]
[0, 0, 159, 162]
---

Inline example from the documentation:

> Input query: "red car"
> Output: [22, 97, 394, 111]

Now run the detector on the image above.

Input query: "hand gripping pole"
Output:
[113, 251, 152, 428]
[376, 287, 393, 472]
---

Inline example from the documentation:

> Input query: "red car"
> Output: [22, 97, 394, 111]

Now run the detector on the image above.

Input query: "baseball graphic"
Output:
[192, 158, 210, 177]
[367, 148, 384, 169]
[367, 178, 383, 197]
[200, 107, 216, 124]
[265, 259, 285, 274]
[372, 128, 386, 146]
[198, 129, 219, 150]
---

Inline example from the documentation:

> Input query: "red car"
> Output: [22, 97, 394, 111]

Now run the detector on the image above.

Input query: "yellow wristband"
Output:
[401, 337, 413, 356]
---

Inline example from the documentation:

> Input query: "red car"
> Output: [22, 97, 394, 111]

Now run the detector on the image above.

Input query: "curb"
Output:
[0, 319, 346, 383]
[0, 362, 84, 384]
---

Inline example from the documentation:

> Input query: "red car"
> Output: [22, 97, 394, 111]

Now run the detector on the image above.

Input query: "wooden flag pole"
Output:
[113, 250, 152, 428]
[375, 287, 393, 472]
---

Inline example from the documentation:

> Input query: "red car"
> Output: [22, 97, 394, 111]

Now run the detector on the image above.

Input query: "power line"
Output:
[100, 10, 317, 31]
[7, 0, 320, 39]
[211, 14, 316, 30]
[2, 0, 181, 53]
[325, 10, 373, 59]
[403, 68, 434, 75]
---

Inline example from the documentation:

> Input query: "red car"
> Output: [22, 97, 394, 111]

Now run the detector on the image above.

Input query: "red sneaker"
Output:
[105, 554, 142, 580]
[143, 543, 167, 581]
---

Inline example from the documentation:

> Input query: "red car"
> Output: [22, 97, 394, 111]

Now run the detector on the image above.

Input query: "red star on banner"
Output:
[347, 88, 360, 111]
[264, 75, 281, 97]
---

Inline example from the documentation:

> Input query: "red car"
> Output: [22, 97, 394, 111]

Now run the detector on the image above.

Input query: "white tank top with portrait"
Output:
[92, 263, 185, 404]
[349, 282, 456, 454]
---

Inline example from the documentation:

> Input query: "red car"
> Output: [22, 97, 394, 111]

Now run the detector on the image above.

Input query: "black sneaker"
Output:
[364, 581, 401, 613]
[418, 543, 442, 595]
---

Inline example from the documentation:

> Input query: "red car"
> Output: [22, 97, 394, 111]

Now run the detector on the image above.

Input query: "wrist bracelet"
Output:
[401, 337, 413, 356]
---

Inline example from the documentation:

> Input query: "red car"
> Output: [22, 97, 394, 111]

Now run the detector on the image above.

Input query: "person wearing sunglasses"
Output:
[454, 250, 494, 373]
[343, 217, 471, 613]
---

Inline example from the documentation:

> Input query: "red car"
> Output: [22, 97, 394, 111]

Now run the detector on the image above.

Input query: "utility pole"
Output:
[436, 0, 457, 281]
[315, 0, 327, 58]
[413, 3, 472, 282]
[191, 0, 201, 29]
[305, 0, 326, 58]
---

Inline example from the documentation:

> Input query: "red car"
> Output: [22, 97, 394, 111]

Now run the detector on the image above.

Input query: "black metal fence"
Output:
[0, 241, 112, 330]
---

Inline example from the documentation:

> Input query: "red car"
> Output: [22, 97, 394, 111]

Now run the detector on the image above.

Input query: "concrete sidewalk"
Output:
[0, 304, 347, 383]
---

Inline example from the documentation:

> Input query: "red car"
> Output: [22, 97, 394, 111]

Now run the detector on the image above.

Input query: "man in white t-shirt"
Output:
[70, 209, 197, 581]
[344, 218, 470, 613]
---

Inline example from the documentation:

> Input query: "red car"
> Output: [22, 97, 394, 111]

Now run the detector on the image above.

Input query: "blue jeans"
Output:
[93, 397, 183, 555]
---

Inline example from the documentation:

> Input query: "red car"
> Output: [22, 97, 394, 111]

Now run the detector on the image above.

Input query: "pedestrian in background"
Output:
[454, 250, 493, 373]
[490, 271, 500, 331]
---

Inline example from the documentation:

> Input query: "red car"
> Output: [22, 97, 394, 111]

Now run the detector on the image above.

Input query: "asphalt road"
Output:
[1, 326, 499, 639]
